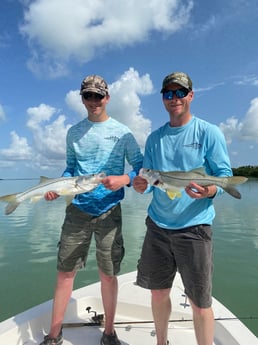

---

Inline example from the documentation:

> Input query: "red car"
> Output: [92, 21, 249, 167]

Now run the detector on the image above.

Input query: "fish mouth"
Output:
[153, 180, 160, 186]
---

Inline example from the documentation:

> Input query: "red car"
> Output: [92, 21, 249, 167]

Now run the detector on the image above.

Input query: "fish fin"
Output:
[166, 191, 182, 200]
[30, 196, 44, 203]
[222, 186, 242, 199]
[39, 176, 52, 183]
[5, 202, 20, 215]
[220, 176, 247, 199]
[65, 195, 74, 205]
[226, 176, 248, 185]
[0, 194, 20, 215]
[190, 167, 206, 176]
[0, 193, 18, 202]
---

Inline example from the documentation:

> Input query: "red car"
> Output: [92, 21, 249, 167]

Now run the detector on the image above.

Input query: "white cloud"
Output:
[65, 90, 85, 118]
[235, 75, 258, 86]
[0, 131, 33, 160]
[19, 0, 193, 78]
[26, 104, 71, 159]
[107, 68, 152, 147]
[219, 97, 258, 144]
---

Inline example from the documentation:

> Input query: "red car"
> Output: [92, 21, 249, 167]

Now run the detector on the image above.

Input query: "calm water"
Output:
[0, 179, 257, 337]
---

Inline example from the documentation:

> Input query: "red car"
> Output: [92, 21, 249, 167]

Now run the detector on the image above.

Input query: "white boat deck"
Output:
[1, 271, 257, 345]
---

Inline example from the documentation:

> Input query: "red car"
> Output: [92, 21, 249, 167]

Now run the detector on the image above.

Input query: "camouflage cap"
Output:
[80, 75, 109, 96]
[160, 72, 193, 92]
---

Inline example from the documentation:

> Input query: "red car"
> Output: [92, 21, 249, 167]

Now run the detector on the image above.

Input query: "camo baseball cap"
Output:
[160, 72, 193, 92]
[80, 75, 109, 96]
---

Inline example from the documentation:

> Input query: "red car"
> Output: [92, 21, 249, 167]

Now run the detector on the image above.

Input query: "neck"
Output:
[88, 112, 109, 122]
[169, 113, 192, 127]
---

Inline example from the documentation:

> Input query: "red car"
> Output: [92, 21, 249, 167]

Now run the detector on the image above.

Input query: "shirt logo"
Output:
[183, 142, 202, 149]
[104, 136, 120, 143]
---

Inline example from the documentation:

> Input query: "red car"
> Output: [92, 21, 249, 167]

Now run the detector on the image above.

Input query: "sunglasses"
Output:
[82, 92, 105, 101]
[162, 88, 189, 100]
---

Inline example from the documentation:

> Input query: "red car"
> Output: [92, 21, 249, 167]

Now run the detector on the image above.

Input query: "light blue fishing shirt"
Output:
[63, 117, 143, 216]
[143, 116, 232, 230]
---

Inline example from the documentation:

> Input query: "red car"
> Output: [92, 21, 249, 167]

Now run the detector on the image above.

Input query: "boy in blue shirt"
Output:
[40, 75, 143, 345]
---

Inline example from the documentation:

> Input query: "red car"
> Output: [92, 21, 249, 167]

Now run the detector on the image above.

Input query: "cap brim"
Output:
[80, 87, 107, 96]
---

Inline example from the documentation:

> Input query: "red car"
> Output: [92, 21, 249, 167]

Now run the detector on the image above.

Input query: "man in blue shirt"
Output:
[40, 75, 143, 345]
[133, 72, 232, 345]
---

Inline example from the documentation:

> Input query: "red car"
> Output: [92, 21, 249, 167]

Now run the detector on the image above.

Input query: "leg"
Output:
[175, 225, 214, 344]
[48, 271, 76, 338]
[190, 299, 214, 345]
[151, 288, 171, 345]
[99, 269, 118, 334]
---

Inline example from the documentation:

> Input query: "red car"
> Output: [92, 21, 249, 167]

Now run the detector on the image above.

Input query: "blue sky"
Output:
[1, 0, 258, 179]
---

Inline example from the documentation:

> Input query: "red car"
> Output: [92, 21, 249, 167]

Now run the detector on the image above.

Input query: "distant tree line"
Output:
[232, 165, 258, 177]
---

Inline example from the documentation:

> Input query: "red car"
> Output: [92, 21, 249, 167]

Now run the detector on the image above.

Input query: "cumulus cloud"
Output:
[0, 131, 33, 160]
[65, 90, 85, 117]
[219, 97, 258, 144]
[107, 68, 152, 147]
[19, 0, 193, 78]
[26, 104, 72, 160]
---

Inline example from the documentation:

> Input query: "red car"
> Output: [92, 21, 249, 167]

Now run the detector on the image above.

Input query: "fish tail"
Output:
[5, 202, 20, 215]
[0, 194, 20, 215]
[227, 176, 248, 185]
[221, 176, 248, 199]
[0, 193, 17, 202]
[222, 186, 242, 199]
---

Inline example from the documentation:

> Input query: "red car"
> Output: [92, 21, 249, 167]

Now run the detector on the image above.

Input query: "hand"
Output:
[133, 176, 148, 193]
[185, 182, 217, 199]
[102, 175, 130, 191]
[44, 191, 60, 201]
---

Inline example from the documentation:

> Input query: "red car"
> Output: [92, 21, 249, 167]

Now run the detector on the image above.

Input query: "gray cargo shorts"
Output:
[137, 216, 213, 308]
[57, 203, 124, 276]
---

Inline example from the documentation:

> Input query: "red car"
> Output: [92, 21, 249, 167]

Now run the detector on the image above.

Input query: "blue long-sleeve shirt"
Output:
[143, 116, 232, 229]
[63, 117, 143, 216]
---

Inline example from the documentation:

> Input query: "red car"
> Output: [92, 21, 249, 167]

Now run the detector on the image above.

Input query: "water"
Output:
[0, 179, 257, 337]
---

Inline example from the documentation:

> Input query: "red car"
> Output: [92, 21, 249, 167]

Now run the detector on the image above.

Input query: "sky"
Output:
[1, 0, 258, 180]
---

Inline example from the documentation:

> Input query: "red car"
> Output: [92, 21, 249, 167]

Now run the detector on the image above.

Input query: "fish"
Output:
[0, 173, 105, 215]
[139, 168, 248, 200]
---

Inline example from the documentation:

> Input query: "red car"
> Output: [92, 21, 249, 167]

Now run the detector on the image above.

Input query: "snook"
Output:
[139, 168, 248, 200]
[0, 173, 105, 215]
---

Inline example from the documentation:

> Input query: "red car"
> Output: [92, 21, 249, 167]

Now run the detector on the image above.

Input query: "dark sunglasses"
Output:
[82, 92, 105, 101]
[162, 88, 189, 100]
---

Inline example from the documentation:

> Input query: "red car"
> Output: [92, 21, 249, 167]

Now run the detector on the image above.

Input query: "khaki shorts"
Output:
[57, 203, 124, 276]
[137, 216, 213, 308]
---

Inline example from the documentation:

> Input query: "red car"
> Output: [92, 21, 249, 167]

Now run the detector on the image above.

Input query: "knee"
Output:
[190, 300, 213, 317]
[151, 289, 171, 303]
[99, 270, 116, 284]
[57, 271, 76, 286]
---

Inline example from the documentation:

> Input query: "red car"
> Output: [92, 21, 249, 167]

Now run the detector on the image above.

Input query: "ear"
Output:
[105, 94, 111, 103]
[189, 90, 194, 101]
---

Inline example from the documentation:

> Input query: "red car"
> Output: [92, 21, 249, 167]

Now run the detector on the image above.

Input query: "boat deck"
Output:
[1, 271, 257, 345]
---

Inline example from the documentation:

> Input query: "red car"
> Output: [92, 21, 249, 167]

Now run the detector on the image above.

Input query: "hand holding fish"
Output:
[44, 191, 60, 201]
[102, 175, 131, 191]
[133, 176, 148, 193]
[185, 182, 217, 199]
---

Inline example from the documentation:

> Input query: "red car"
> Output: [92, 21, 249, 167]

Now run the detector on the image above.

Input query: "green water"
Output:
[0, 179, 257, 337]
